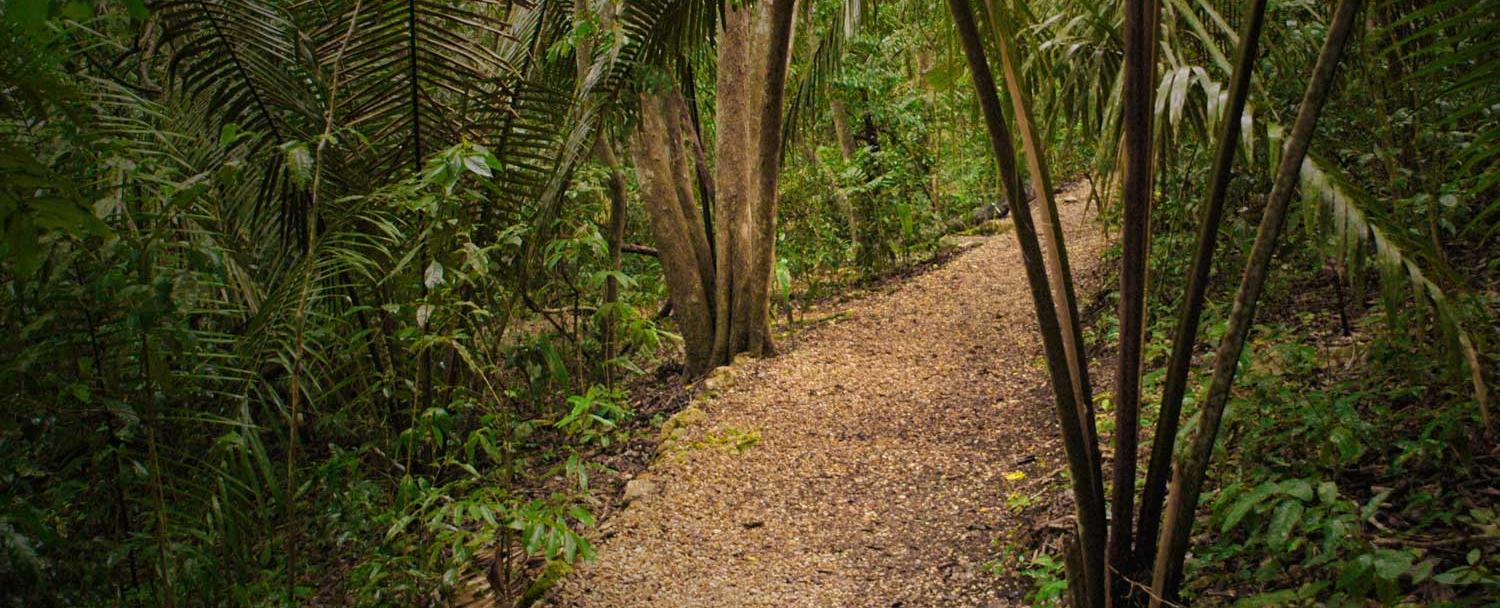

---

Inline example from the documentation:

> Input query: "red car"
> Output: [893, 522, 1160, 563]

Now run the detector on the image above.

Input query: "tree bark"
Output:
[948, 0, 1107, 604]
[631, 0, 795, 378]
[631, 90, 716, 376]
[1149, 1, 1363, 603]
[831, 99, 858, 158]
[712, 0, 798, 362]
[1133, 0, 1268, 573]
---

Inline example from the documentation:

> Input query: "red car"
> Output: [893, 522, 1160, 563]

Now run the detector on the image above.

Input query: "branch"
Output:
[622, 243, 659, 257]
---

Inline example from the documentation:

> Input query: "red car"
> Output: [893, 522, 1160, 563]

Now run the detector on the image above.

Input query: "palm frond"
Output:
[781, 0, 869, 156]
[1300, 154, 1490, 427]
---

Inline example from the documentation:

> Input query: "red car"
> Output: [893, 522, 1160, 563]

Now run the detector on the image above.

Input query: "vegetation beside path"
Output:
[1, 0, 1495, 605]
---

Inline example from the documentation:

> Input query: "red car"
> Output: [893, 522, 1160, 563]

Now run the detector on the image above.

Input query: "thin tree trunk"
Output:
[1149, 1, 1363, 603]
[947, 0, 1107, 604]
[137, 241, 176, 608]
[575, 0, 630, 386]
[830, 100, 863, 256]
[598, 137, 628, 386]
[1110, 0, 1161, 598]
[831, 99, 858, 158]
[982, 0, 1102, 501]
[1133, 0, 1268, 573]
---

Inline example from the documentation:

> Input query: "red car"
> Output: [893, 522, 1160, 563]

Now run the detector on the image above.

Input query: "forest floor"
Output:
[536, 183, 1108, 607]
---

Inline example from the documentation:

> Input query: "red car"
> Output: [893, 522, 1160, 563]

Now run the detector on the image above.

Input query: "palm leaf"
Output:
[781, 0, 869, 156]
[1301, 153, 1490, 429]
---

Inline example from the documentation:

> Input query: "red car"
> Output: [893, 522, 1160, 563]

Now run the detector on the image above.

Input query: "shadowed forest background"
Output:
[0, 0, 1496, 605]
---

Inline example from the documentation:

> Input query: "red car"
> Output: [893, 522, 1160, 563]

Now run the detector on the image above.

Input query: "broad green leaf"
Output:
[1317, 481, 1338, 504]
[1372, 549, 1414, 581]
[1267, 500, 1304, 550]
[1278, 479, 1314, 501]
[1223, 481, 1278, 532]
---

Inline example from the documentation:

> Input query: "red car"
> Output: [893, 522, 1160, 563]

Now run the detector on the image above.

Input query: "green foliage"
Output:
[1155, 321, 1497, 605]
[1011, 1, 1499, 600]
[984, 544, 1069, 606]
[0, 0, 677, 604]
[779, 1, 998, 288]
[555, 385, 632, 447]
[3, 0, 1497, 605]
[1022, 552, 1070, 605]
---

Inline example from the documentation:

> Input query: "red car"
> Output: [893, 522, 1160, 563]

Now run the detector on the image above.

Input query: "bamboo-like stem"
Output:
[982, 0, 1102, 487]
[1133, 0, 1269, 573]
[1109, 0, 1161, 596]
[137, 227, 176, 608]
[1150, 0, 1363, 603]
[947, 0, 1107, 603]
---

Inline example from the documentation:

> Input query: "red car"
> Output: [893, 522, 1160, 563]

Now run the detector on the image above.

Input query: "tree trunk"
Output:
[982, 0, 1102, 510]
[631, 90, 717, 376]
[948, 0, 1107, 604]
[831, 99, 858, 158]
[597, 137, 628, 386]
[711, 0, 798, 362]
[1110, 0, 1160, 600]
[630, 1, 795, 378]
[575, 0, 630, 386]
[1149, 1, 1363, 603]
[1133, 0, 1268, 573]
[829, 99, 863, 256]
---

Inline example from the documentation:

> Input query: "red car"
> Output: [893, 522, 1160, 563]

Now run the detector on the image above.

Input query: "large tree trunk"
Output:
[1149, 0, 1363, 603]
[948, 0, 1107, 604]
[711, 0, 798, 362]
[631, 0, 795, 378]
[631, 90, 717, 376]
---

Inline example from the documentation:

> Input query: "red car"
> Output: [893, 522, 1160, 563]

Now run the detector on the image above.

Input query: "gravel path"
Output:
[545, 185, 1105, 607]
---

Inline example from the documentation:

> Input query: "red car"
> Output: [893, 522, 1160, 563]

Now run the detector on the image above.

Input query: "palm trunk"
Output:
[1109, 0, 1160, 598]
[1149, 1, 1363, 603]
[947, 0, 1107, 604]
[982, 0, 1102, 484]
[1133, 0, 1269, 572]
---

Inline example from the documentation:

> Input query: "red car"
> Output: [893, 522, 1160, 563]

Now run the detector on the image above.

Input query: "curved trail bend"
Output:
[548, 185, 1105, 607]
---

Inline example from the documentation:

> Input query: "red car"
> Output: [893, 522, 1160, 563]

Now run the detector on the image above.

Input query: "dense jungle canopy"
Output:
[0, 0, 1496, 605]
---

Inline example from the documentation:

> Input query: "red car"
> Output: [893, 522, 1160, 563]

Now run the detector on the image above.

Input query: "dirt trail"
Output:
[546, 185, 1105, 607]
